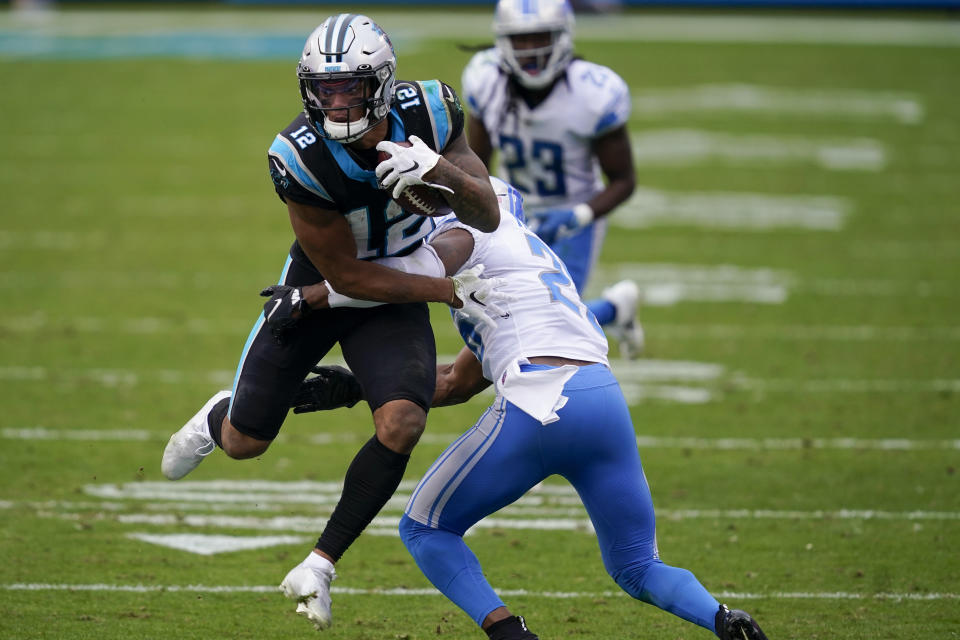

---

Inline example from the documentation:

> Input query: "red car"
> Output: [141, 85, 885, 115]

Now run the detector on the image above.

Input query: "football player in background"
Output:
[159, 13, 501, 631]
[461, 0, 644, 358]
[291, 177, 769, 640]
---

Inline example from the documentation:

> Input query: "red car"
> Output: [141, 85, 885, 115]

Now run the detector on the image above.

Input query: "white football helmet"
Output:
[297, 14, 397, 143]
[493, 0, 575, 90]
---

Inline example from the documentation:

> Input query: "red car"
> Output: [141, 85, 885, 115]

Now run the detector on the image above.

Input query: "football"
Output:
[377, 141, 454, 217]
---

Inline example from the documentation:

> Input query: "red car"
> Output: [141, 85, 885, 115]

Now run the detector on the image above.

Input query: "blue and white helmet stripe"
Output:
[297, 14, 397, 142]
[322, 13, 357, 62]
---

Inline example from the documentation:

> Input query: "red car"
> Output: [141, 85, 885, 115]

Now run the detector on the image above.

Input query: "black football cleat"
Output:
[716, 604, 769, 640]
[485, 615, 539, 640]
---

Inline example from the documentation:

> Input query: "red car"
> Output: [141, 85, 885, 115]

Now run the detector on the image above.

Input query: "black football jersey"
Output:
[268, 79, 465, 272]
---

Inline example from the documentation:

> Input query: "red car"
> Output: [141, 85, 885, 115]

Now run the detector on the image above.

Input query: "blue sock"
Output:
[615, 560, 720, 632]
[399, 515, 505, 626]
[587, 299, 616, 326]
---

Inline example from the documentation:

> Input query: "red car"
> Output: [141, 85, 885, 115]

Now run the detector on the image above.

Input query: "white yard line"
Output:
[4, 267, 956, 300]
[3, 582, 958, 601]
[3, 316, 957, 342]
[23, 495, 960, 526]
[630, 129, 886, 171]
[613, 188, 851, 231]
[4, 426, 960, 453]
[1, 427, 153, 441]
[648, 324, 960, 342]
[4, 429, 960, 452]
[632, 84, 924, 124]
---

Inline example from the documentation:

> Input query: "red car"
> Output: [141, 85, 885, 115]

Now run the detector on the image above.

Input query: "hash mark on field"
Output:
[3, 583, 958, 601]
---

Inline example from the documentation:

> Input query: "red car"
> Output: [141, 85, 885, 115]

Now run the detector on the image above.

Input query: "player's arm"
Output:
[466, 113, 493, 169]
[427, 130, 500, 232]
[586, 124, 636, 220]
[287, 200, 457, 306]
[433, 346, 491, 407]
[299, 227, 476, 309]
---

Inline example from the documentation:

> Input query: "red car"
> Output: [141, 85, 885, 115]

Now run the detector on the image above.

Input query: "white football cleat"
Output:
[602, 280, 645, 359]
[161, 390, 229, 480]
[280, 552, 337, 631]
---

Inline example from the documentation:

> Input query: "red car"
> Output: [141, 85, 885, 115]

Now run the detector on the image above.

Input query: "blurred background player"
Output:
[293, 178, 769, 640]
[461, 0, 644, 358]
[160, 13, 501, 631]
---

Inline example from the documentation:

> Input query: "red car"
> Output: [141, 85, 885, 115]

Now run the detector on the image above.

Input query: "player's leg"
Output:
[309, 301, 436, 564]
[161, 255, 340, 479]
[400, 397, 545, 637]
[548, 365, 722, 633]
[281, 302, 436, 630]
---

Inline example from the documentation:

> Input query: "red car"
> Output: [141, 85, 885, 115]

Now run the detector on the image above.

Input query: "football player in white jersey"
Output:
[286, 178, 769, 640]
[461, 0, 644, 359]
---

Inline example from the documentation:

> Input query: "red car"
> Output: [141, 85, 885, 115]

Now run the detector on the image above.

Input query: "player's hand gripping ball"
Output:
[375, 139, 454, 217]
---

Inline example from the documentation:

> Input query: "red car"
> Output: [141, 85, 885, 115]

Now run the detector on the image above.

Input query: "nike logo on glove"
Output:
[468, 292, 486, 306]
[267, 299, 283, 321]
[398, 160, 420, 175]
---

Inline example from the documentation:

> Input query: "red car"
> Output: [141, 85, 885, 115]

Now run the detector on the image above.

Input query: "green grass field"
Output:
[1, 7, 958, 640]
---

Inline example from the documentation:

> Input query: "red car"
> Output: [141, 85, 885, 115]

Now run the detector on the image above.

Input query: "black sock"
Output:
[315, 436, 409, 561]
[206, 397, 229, 448]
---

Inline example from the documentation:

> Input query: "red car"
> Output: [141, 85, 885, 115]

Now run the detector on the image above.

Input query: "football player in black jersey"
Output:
[160, 13, 501, 630]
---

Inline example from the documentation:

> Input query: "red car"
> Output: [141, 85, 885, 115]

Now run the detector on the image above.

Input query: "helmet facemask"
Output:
[498, 30, 572, 90]
[299, 65, 393, 143]
[493, 0, 575, 90]
[297, 14, 397, 143]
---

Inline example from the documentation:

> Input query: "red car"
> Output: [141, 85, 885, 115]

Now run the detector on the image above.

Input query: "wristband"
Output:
[572, 203, 594, 227]
[446, 277, 458, 306]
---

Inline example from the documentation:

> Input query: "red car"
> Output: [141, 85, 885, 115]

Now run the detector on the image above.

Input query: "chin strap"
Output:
[323, 115, 371, 143]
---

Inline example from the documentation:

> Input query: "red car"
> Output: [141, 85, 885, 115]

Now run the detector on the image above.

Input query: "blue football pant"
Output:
[400, 364, 720, 632]
[549, 219, 602, 293]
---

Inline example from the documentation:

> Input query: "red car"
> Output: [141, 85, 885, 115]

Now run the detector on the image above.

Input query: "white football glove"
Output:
[279, 551, 337, 631]
[449, 264, 515, 330]
[375, 134, 455, 199]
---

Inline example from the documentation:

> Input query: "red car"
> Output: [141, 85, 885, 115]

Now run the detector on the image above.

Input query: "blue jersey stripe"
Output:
[269, 135, 334, 202]
[321, 137, 380, 188]
[388, 109, 407, 142]
[229, 256, 293, 418]
[419, 80, 451, 148]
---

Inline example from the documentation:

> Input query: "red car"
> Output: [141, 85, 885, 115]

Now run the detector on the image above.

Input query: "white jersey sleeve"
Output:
[432, 178, 609, 384]
[461, 49, 503, 120]
[571, 59, 631, 138]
